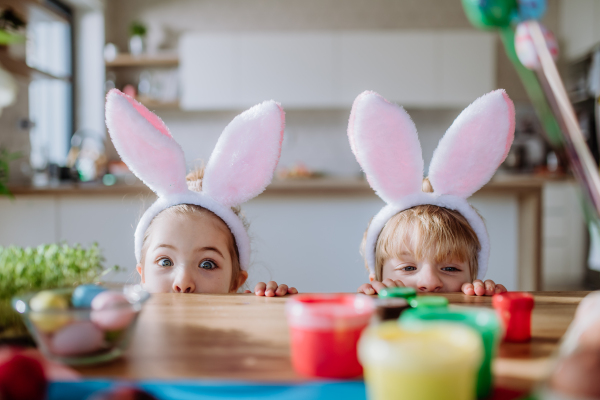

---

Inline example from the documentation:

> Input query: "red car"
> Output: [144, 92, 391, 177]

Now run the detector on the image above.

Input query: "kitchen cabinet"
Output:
[179, 31, 495, 110]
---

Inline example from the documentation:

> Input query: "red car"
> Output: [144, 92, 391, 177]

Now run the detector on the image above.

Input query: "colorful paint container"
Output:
[400, 307, 501, 399]
[409, 295, 449, 309]
[359, 321, 482, 400]
[286, 294, 375, 378]
[492, 292, 534, 343]
[378, 287, 416, 300]
[375, 298, 410, 322]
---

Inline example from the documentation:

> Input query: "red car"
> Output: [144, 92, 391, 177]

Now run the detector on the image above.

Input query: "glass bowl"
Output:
[11, 284, 149, 366]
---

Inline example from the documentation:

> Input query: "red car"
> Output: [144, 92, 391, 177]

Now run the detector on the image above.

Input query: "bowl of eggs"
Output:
[11, 284, 149, 366]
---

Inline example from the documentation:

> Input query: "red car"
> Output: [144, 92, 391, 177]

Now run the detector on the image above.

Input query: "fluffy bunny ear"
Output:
[428, 90, 515, 198]
[348, 91, 424, 204]
[202, 101, 285, 207]
[105, 89, 188, 197]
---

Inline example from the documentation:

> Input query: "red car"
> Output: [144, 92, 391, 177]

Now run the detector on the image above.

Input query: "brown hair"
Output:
[140, 167, 247, 292]
[361, 178, 481, 281]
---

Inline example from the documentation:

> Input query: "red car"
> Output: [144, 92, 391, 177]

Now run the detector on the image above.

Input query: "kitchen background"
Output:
[0, 0, 599, 292]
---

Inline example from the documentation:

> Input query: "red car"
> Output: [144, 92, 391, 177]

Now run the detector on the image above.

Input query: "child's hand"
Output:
[246, 281, 298, 297]
[461, 279, 507, 296]
[357, 278, 406, 295]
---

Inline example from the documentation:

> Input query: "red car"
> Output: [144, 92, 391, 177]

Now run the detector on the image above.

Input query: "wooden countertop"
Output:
[75, 291, 588, 393]
[7, 174, 569, 197]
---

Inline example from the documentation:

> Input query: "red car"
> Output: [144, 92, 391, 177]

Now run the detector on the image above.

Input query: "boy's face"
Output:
[137, 212, 247, 294]
[381, 252, 471, 293]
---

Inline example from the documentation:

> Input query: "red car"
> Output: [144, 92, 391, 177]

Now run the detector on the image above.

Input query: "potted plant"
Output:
[0, 243, 120, 343]
[0, 147, 20, 198]
[129, 21, 147, 56]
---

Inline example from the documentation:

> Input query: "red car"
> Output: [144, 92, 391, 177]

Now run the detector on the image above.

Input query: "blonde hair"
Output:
[140, 167, 248, 291]
[362, 178, 481, 281]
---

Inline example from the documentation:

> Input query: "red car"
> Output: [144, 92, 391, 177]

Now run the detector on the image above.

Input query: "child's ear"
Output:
[231, 270, 249, 293]
[136, 264, 145, 283]
[369, 273, 376, 282]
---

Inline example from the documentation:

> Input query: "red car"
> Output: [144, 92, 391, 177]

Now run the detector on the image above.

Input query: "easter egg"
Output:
[550, 350, 600, 398]
[515, 22, 558, 70]
[29, 290, 71, 333]
[72, 284, 107, 308]
[91, 291, 135, 331]
[51, 322, 104, 356]
[0, 352, 47, 400]
[462, 0, 517, 29]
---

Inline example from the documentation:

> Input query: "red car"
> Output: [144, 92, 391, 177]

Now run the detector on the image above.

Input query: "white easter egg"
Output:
[51, 321, 104, 356]
[90, 291, 135, 331]
[515, 22, 559, 70]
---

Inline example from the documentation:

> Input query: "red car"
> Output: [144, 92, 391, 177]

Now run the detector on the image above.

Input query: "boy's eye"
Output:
[199, 260, 217, 270]
[442, 266, 460, 272]
[400, 266, 417, 271]
[158, 258, 173, 267]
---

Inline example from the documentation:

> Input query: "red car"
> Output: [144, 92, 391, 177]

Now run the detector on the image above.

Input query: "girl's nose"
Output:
[417, 266, 443, 293]
[172, 269, 195, 293]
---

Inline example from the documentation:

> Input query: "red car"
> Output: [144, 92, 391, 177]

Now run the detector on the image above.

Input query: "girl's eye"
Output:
[199, 260, 217, 270]
[158, 258, 173, 267]
[400, 266, 417, 271]
[442, 266, 460, 272]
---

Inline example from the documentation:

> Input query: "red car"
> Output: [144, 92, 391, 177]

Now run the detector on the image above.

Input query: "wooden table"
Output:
[75, 292, 588, 393]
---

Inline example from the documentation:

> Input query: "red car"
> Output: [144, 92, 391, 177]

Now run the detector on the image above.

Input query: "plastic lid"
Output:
[286, 294, 375, 330]
[492, 292, 534, 311]
[378, 287, 416, 299]
[400, 306, 501, 335]
[358, 321, 482, 370]
[409, 296, 449, 309]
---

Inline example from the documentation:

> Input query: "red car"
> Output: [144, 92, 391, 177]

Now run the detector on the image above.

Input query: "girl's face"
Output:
[137, 212, 247, 294]
[381, 252, 471, 293]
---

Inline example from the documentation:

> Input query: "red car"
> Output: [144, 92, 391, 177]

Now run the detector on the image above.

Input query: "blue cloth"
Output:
[48, 380, 367, 400]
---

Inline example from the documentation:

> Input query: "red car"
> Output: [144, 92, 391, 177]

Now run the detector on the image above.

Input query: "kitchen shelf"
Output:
[105, 53, 179, 67]
[0, 48, 70, 81]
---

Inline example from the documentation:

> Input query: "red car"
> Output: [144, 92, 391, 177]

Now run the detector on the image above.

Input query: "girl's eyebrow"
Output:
[156, 244, 177, 250]
[195, 246, 225, 259]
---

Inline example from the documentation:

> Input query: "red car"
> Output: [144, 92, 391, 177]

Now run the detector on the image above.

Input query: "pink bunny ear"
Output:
[105, 89, 188, 197]
[428, 89, 515, 198]
[202, 101, 285, 207]
[348, 91, 424, 204]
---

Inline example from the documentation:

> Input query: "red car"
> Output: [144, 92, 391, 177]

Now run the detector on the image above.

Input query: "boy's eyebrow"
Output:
[195, 246, 225, 259]
[156, 244, 177, 250]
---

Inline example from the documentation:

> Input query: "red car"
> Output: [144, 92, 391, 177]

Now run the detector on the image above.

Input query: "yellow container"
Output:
[358, 321, 483, 400]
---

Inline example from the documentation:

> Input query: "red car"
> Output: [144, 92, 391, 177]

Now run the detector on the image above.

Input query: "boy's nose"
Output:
[417, 266, 443, 293]
[172, 270, 195, 293]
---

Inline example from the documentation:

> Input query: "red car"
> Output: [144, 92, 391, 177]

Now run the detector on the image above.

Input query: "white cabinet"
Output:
[179, 31, 495, 110]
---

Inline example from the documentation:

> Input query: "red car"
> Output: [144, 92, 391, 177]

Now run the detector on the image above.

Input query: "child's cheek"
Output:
[142, 266, 175, 293]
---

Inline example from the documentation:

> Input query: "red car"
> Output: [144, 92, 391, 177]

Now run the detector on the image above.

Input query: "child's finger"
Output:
[289, 287, 298, 294]
[461, 282, 475, 296]
[473, 280, 486, 296]
[254, 282, 267, 296]
[393, 279, 406, 287]
[358, 283, 376, 295]
[275, 284, 289, 296]
[495, 284, 507, 293]
[371, 281, 387, 293]
[265, 281, 278, 297]
[382, 278, 399, 288]
[484, 280, 496, 296]
[244, 290, 252, 293]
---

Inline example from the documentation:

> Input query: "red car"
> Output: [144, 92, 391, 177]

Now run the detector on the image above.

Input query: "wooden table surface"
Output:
[75, 292, 589, 392]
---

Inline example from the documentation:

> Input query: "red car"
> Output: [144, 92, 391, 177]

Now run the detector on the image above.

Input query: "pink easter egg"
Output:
[90, 291, 135, 331]
[515, 22, 558, 70]
[51, 322, 104, 356]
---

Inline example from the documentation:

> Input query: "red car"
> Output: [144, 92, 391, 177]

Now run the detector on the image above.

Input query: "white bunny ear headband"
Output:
[105, 89, 285, 270]
[348, 89, 515, 280]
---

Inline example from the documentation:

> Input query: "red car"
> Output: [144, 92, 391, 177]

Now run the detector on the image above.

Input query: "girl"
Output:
[348, 90, 513, 296]
[105, 89, 296, 296]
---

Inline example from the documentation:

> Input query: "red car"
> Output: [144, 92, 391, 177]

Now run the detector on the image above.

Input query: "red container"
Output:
[285, 294, 375, 378]
[492, 292, 535, 342]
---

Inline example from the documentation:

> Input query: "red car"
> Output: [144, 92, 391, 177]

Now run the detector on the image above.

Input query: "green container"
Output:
[461, 0, 517, 29]
[378, 287, 416, 300]
[409, 295, 449, 309]
[400, 307, 501, 399]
